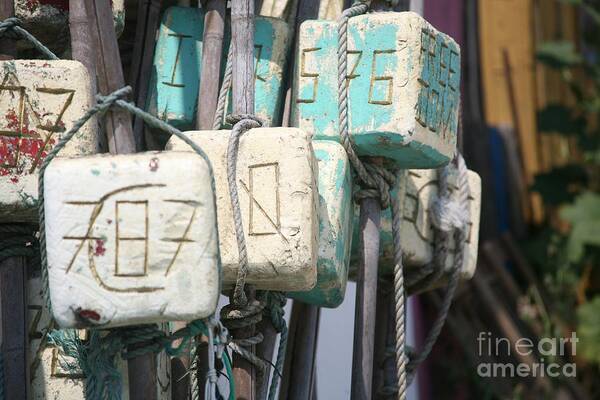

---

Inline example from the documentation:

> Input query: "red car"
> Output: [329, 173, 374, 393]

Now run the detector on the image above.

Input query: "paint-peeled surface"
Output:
[349, 169, 482, 280]
[166, 128, 319, 292]
[289, 141, 353, 308]
[44, 152, 220, 329]
[293, 12, 460, 168]
[148, 8, 289, 131]
[0, 60, 97, 223]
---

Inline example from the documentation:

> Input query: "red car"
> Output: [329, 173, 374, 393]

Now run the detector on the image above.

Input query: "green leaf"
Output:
[560, 192, 600, 262]
[537, 104, 586, 135]
[577, 297, 600, 364]
[537, 41, 583, 69]
[531, 165, 588, 205]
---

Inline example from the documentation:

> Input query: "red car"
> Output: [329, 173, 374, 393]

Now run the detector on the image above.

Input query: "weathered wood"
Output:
[0, 255, 28, 400]
[232, 0, 255, 115]
[0, 5, 27, 398]
[255, 319, 278, 399]
[231, 2, 256, 395]
[70, 0, 98, 104]
[130, 0, 162, 151]
[279, 302, 320, 400]
[128, 350, 157, 400]
[372, 283, 393, 398]
[351, 196, 381, 400]
[85, 0, 135, 155]
[197, 0, 226, 129]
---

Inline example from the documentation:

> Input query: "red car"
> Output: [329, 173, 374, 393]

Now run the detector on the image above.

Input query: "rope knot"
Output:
[430, 196, 469, 233]
[353, 163, 397, 209]
[0, 17, 20, 32]
[220, 300, 265, 331]
[226, 113, 264, 128]
[95, 86, 133, 114]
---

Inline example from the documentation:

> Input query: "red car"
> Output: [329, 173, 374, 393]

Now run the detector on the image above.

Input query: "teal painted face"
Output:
[288, 141, 353, 308]
[292, 12, 461, 169]
[148, 8, 289, 131]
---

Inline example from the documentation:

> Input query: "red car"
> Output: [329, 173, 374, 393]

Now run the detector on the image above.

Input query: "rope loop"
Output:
[0, 17, 59, 60]
[226, 116, 263, 307]
[220, 300, 265, 331]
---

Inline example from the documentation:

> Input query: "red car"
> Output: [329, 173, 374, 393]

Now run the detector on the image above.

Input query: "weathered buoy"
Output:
[288, 140, 353, 308]
[0, 60, 98, 223]
[350, 168, 482, 280]
[44, 152, 220, 329]
[147, 7, 289, 132]
[167, 128, 318, 291]
[293, 12, 460, 168]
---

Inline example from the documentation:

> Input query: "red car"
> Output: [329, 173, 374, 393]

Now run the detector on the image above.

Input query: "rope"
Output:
[261, 291, 288, 400]
[379, 156, 471, 396]
[32, 85, 226, 399]
[212, 45, 234, 130]
[225, 114, 263, 306]
[0, 18, 58, 60]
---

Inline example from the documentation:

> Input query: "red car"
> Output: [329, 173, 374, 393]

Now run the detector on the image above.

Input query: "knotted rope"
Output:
[32, 85, 227, 399]
[0, 17, 58, 60]
[337, 3, 471, 398]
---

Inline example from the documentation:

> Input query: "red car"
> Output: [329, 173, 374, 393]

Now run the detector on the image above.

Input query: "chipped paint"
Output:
[292, 12, 460, 168]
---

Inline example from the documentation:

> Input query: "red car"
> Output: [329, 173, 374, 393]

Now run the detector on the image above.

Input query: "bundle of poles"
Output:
[0, 0, 414, 399]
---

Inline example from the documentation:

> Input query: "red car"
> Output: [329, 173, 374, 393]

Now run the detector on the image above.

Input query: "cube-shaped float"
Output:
[148, 7, 289, 134]
[350, 168, 481, 280]
[0, 60, 98, 223]
[220, 16, 290, 127]
[28, 278, 171, 399]
[288, 141, 353, 308]
[44, 152, 220, 329]
[293, 12, 460, 168]
[166, 128, 318, 291]
[16, 0, 125, 53]
[28, 278, 88, 400]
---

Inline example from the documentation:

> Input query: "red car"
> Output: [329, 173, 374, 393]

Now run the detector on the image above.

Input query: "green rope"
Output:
[0, 18, 59, 60]
[258, 291, 288, 400]
[35, 86, 224, 399]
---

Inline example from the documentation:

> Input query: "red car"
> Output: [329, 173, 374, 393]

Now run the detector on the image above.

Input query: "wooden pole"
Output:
[130, 0, 162, 151]
[197, 0, 226, 129]
[279, 302, 320, 400]
[0, 2, 28, 399]
[231, 1, 256, 399]
[351, 194, 381, 400]
[180, 2, 228, 398]
[84, 1, 154, 398]
[85, 0, 136, 155]
[0, 255, 28, 400]
[70, 0, 97, 107]
[371, 283, 393, 398]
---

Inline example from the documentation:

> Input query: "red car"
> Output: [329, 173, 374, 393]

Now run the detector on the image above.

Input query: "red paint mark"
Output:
[1, 109, 55, 176]
[78, 309, 101, 322]
[94, 239, 106, 257]
[10, 176, 18, 183]
[106, 219, 112, 225]
[149, 157, 159, 172]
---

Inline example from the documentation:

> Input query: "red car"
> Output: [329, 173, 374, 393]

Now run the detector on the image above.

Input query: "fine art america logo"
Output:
[477, 332, 578, 378]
